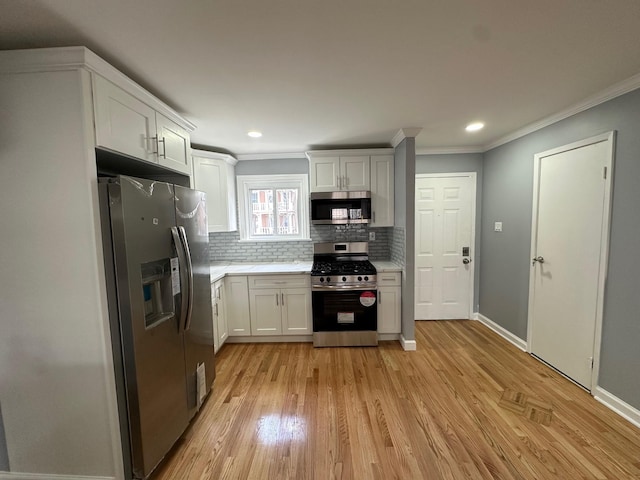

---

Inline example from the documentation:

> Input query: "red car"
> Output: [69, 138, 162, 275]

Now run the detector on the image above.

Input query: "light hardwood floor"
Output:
[151, 321, 640, 479]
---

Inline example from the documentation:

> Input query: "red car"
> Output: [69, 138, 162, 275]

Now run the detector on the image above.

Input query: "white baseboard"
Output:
[475, 313, 527, 351]
[593, 386, 640, 429]
[400, 335, 416, 351]
[0, 473, 114, 480]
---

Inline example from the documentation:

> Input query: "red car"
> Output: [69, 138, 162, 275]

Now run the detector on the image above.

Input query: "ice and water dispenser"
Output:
[140, 258, 177, 329]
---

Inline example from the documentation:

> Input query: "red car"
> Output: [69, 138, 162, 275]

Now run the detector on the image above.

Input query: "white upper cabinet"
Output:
[307, 152, 371, 192]
[93, 75, 157, 162]
[156, 113, 191, 175]
[93, 74, 194, 176]
[191, 150, 238, 232]
[309, 156, 340, 191]
[341, 155, 370, 191]
[370, 154, 394, 227]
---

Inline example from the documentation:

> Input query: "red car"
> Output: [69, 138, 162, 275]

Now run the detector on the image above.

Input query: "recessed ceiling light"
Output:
[465, 122, 484, 132]
[247, 131, 262, 138]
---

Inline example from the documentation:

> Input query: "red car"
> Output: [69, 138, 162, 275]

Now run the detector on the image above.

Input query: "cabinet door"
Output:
[370, 155, 394, 227]
[93, 75, 157, 162]
[225, 276, 251, 336]
[249, 288, 282, 336]
[309, 156, 340, 192]
[340, 155, 370, 191]
[281, 288, 312, 335]
[192, 157, 236, 232]
[215, 280, 228, 346]
[156, 113, 191, 175]
[378, 286, 401, 334]
[211, 286, 220, 352]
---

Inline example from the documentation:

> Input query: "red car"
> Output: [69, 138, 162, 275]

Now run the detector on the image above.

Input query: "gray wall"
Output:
[480, 87, 640, 411]
[416, 153, 483, 311]
[235, 157, 308, 175]
[395, 138, 416, 342]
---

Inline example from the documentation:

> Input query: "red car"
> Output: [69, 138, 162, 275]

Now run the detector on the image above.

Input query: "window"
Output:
[237, 174, 310, 241]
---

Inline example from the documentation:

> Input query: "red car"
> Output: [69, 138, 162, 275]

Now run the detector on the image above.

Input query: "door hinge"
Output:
[603, 166, 607, 179]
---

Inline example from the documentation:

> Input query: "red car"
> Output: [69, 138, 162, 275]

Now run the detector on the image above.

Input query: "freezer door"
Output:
[107, 176, 189, 478]
[174, 185, 216, 416]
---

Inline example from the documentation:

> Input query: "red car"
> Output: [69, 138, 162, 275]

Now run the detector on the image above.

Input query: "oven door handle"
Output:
[312, 285, 377, 292]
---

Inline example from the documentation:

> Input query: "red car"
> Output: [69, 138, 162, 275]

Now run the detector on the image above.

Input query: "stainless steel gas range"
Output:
[311, 242, 378, 347]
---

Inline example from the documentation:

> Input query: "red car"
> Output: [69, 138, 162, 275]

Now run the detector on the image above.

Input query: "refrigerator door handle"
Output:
[171, 227, 189, 331]
[178, 226, 195, 331]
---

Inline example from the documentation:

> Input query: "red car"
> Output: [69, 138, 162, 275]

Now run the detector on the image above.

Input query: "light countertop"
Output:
[371, 261, 403, 272]
[210, 262, 313, 283]
[210, 260, 401, 283]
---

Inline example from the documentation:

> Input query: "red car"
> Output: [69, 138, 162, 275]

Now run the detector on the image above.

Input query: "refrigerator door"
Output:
[174, 185, 216, 416]
[106, 176, 189, 478]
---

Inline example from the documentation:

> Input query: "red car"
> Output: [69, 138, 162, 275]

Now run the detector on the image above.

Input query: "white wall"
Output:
[0, 69, 122, 477]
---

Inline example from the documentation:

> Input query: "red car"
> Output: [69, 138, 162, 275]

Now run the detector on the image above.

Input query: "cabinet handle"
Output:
[337, 175, 341, 189]
[379, 292, 382, 304]
[345, 176, 349, 187]
[214, 303, 218, 316]
[217, 287, 221, 299]
[158, 137, 167, 158]
[281, 293, 284, 305]
[151, 135, 158, 154]
[276, 293, 279, 306]
[373, 211, 376, 223]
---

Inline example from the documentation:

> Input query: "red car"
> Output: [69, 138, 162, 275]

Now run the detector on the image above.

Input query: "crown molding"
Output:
[235, 152, 307, 161]
[305, 148, 395, 160]
[416, 146, 484, 156]
[191, 149, 237, 165]
[0, 46, 196, 132]
[391, 127, 423, 148]
[484, 71, 640, 151]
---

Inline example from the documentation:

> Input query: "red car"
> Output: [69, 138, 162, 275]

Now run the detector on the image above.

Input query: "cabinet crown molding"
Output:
[305, 148, 394, 160]
[192, 149, 238, 166]
[0, 46, 196, 132]
[391, 128, 423, 148]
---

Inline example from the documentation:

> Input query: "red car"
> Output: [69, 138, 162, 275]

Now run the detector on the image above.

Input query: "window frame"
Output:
[236, 174, 310, 242]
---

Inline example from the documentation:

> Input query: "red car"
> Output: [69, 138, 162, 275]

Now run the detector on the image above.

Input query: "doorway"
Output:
[415, 173, 476, 320]
[527, 132, 614, 390]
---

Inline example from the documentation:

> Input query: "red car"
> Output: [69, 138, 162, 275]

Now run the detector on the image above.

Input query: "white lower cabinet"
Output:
[225, 276, 251, 336]
[212, 279, 228, 352]
[377, 272, 401, 334]
[248, 275, 311, 336]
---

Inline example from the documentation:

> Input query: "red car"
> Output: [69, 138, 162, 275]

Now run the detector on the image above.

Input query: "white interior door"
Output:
[528, 133, 614, 390]
[415, 174, 475, 320]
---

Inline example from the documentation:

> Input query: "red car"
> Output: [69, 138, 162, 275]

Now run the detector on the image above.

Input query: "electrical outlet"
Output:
[494, 222, 503, 232]
[369, 231, 376, 241]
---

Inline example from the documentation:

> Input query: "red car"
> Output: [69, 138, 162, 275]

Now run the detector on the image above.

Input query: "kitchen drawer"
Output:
[248, 274, 310, 289]
[377, 272, 401, 287]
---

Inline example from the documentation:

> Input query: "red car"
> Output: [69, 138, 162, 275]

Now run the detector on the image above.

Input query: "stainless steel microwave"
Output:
[310, 191, 371, 225]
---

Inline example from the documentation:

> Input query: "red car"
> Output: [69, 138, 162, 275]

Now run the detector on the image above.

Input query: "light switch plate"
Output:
[494, 222, 503, 232]
[369, 231, 376, 241]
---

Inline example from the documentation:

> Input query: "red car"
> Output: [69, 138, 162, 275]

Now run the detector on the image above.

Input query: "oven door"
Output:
[312, 288, 377, 332]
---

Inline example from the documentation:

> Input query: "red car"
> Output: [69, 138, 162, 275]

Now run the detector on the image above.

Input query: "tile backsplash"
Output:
[209, 224, 392, 262]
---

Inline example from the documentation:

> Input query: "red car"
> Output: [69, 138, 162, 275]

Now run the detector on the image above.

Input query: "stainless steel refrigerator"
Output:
[99, 175, 215, 479]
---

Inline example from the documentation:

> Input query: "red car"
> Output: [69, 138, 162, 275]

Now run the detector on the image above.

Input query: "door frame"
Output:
[526, 131, 615, 391]
[415, 172, 477, 320]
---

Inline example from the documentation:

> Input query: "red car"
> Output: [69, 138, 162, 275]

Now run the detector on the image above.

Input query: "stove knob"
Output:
[320, 277, 325, 282]
[358, 276, 362, 281]
[342, 276, 347, 282]
[326, 277, 331, 282]
[364, 276, 369, 281]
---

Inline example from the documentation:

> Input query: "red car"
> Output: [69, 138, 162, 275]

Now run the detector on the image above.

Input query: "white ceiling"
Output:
[2, 0, 640, 156]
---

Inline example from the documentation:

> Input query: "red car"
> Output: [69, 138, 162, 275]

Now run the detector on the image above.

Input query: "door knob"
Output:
[463, 258, 471, 265]
[532, 256, 545, 266]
